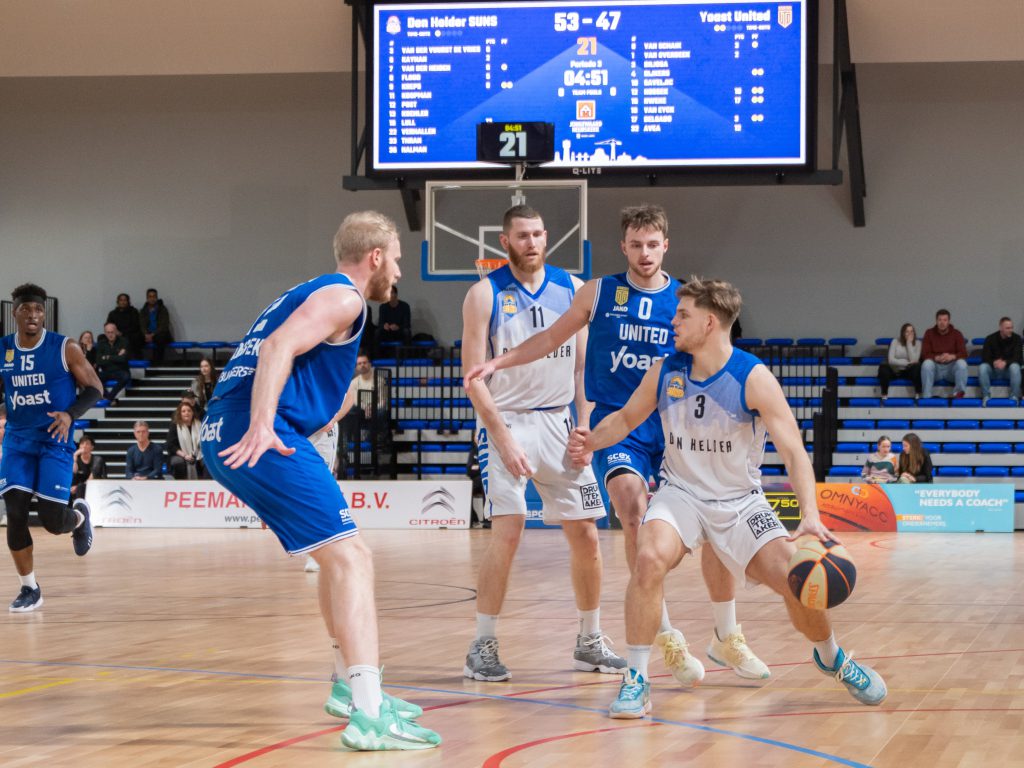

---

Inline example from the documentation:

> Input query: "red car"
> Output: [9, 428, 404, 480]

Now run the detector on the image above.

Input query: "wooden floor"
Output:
[2, 527, 1024, 767]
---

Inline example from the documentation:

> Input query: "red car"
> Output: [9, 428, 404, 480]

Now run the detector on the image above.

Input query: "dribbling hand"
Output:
[219, 422, 295, 469]
[788, 514, 841, 545]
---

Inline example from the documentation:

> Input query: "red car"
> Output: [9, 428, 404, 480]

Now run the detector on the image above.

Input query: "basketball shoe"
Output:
[324, 677, 423, 720]
[813, 648, 887, 706]
[464, 636, 510, 681]
[654, 629, 705, 687]
[340, 700, 441, 751]
[9, 585, 43, 613]
[71, 499, 93, 556]
[573, 632, 628, 674]
[608, 669, 652, 719]
[706, 625, 771, 680]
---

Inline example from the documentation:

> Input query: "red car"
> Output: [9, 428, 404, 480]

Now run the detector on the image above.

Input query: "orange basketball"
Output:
[787, 535, 857, 610]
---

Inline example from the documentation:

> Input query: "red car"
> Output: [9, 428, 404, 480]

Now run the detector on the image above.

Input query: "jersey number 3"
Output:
[694, 394, 706, 419]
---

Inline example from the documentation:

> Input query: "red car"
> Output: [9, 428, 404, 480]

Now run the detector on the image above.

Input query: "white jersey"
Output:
[657, 348, 768, 500]
[485, 263, 577, 411]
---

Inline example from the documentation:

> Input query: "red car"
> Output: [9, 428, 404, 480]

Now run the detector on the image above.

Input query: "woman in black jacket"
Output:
[897, 432, 933, 483]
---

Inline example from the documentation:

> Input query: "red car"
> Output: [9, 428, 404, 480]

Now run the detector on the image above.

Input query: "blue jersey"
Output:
[212, 273, 366, 437]
[0, 330, 78, 446]
[585, 272, 681, 408]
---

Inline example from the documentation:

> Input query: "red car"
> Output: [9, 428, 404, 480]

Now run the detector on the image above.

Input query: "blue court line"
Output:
[0, 659, 871, 767]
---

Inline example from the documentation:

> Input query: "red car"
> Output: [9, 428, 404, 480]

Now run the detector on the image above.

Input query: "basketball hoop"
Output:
[475, 258, 508, 279]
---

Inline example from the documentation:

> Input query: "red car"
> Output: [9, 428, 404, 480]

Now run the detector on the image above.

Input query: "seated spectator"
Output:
[125, 420, 163, 480]
[166, 402, 205, 480]
[190, 358, 218, 413]
[107, 293, 144, 358]
[896, 433, 933, 484]
[879, 323, 921, 401]
[140, 287, 174, 362]
[78, 330, 97, 369]
[980, 316, 1023, 404]
[862, 435, 898, 484]
[71, 434, 107, 500]
[376, 285, 411, 350]
[921, 308, 968, 399]
[95, 322, 132, 399]
[179, 389, 203, 420]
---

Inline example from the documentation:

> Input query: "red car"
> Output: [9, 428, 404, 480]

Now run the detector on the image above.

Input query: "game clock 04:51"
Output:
[476, 122, 555, 164]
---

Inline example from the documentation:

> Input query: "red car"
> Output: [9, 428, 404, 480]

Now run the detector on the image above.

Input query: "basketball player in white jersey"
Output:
[461, 204, 626, 680]
[569, 277, 887, 717]
[463, 205, 767, 686]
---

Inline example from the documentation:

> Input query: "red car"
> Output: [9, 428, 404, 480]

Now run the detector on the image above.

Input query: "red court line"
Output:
[869, 538, 895, 549]
[213, 724, 345, 767]
[481, 723, 661, 768]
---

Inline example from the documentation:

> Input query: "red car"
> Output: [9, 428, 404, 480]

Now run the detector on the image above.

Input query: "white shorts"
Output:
[309, 423, 339, 472]
[643, 482, 788, 587]
[477, 407, 605, 524]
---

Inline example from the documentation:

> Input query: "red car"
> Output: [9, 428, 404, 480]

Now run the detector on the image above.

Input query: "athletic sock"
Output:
[476, 612, 499, 639]
[330, 638, 346, 680]
[19, 572, 38, 590]
[658, 601, 675, 634]
[347, 665, 383, 719]
[627, 645, 651, 680]
[578, 608, 601, 636]
[711, 600, 738, 639]
[814, 635, 840, 669]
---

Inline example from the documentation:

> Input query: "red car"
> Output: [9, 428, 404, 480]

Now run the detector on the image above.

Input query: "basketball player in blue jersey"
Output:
[199, 212, 440, 751]
[1, 284, 102, 612]
[464, 205, 768, 686]
[461, 204, 626, 681]
[569, 277, 887, 718]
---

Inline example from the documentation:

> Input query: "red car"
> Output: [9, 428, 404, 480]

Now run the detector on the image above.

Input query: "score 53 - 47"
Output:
[554, 10, 621, 31]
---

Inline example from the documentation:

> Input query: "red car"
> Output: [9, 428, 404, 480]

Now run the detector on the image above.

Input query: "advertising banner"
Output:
[85, 479, 472, 530]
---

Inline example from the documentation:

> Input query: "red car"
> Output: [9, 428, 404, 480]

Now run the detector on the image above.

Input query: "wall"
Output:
[1, 62, 1022, 349]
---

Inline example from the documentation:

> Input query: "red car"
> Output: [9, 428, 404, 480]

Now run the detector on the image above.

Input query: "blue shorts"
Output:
[590, 406, 665, 496]
[0, 432, 74, 503]
[200, 404, 357, 555]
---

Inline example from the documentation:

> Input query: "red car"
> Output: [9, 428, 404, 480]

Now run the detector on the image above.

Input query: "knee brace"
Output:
[35, 498, 79, 536]
[4, 490, 34, 551]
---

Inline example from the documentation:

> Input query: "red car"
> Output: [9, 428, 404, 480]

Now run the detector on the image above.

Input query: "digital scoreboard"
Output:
[370, 0, 814, 175]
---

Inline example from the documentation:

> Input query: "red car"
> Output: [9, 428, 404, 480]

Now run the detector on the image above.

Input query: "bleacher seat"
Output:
[760, 467, 783, 476]
[797, 337, 826, 346]
[861, 356, 884, 365]
[854, 377, 879, 386]
[942, 443, 976, 453]
[975, 466, 1010, 477]
[735, 338, 762, 348]
[952, 398, 983, 408]
[829, 337, 858, 348]
[831, 356, 853, 365]
[877, 419, 910, 430]
[937, 467, 972, 477]
[828, 466, 861, 476]
[1016, 490, 1024, 503]
[912, 419, 945, 429]
[765, 337, 793, 346]
[971, 337, 986, 346]
[128, 360, 150, 369]
[849, 398, 881, 407]
[947, 420, 979, 429]
[924, 442, 941, 453]
[979, 443, 1013, 454]
[836, 443, 869, 453]
[983, 420, 1015, 430]
[918, 398, 948, 408]
[73, 419, 91, 429]
[1012, 468, 1024, 477]
[987, 398, 1017, 407]
[843, 419, 875, 429]
[883, 398, 915, 408]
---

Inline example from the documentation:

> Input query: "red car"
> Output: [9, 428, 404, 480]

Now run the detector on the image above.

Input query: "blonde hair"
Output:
[332, 211, 398, 265]
[677, 276, 742, 326]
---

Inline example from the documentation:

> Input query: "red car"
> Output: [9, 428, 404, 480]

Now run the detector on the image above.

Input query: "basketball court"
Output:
[2, 527, 1022, 767]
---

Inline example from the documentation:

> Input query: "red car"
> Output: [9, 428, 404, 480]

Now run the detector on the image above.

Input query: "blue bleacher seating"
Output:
[937, 467, 971, 477]
[128, 360, 150, 369]
[1015, 491, 1024, 503]
[917, 398, 948, 407]
[983, 420, 1015, 429]
[828, 466, 861, 476]
[877, 419, 910, 430]
[760, 467, 783, 476]
[947, 420, 979, 429]
[975, 467, 1009, 478]
[942, 443, 976, 453]
[1016, 444, 1024, 453]
[874, 337, 893, 346]
[1012, 468, 1024, 477]
[797, 337, 826, 346]
[735, 338, 762, 347]
[924, 443, 941, 453]
[765, 337, 793, 346]
[971, 337, 986, 346]
[843, 420, 875, 429]
[831, 356, 853, 365]
[73, 419, 91, 429]
[911, 419, 944, 429]
[829, 337, 858, 347]
[987, 398, 1017, 407]
[849, 398, 881, 407]
[952, 398, 983, 408]
[883, 398, 915, 408]
[836, 443, 869, 453]
[95, 399, 110, 408]
[855, 377, 879, 386]
[861, 356, 884, 365]
[978, 444, 1012, 454]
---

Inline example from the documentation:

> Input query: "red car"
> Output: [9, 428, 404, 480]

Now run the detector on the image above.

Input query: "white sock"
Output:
[347, 665, 383, 719]
[330, 638, 346, 680]
[578, 608, 600, 636]
[711, 600, 738, 639]
[814, 635, 840, 668]
[658, 601, 675, 634]
[476, 612, 499, 639]
[19, 572, 38, 590]
[627, 645, 651, 680]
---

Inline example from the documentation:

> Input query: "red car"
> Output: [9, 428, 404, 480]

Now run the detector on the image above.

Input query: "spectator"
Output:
[897, 433, 934, 484]
[190, 358, 218, 414]
[861, 435, 898, 484]
[376, 285, 411, 349]
[71, 434, 107, 500]
[139, 288, 174, 362]
[921, 308, 968, 399]
[979, 316, 1023, 404]
[879, 323, 922, 401]
[106, 293, 144, 358]
[95, 322, 132, 399]
[348, 352, 375, 418]
[125, 420, 163, 480]
[78, 330, 97, 369]
[166, 402, 205, 480]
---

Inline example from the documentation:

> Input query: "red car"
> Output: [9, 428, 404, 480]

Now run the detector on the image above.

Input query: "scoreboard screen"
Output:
[370, 0, 815, 175]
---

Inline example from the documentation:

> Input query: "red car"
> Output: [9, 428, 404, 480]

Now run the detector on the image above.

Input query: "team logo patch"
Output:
[746, 509, 784, 539]
[580, 483, 603, 511]
[614, 285, 629, 305]
[501, 293, 517, 314]
[778, 5, 793, 28]
[4, 349, 13, 364]
[666, 374, 685, 399]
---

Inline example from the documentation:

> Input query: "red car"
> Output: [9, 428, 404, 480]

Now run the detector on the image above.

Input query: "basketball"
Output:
[787, 536, 857, 610]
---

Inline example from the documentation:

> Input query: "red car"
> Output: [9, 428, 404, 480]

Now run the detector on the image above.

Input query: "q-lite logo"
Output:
[421, 487, 456, 516]
[8, 390, 52, 410]
[102, 485, 135, 513]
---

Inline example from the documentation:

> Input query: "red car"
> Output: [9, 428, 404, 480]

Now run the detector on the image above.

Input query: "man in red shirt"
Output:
[921, 308, 968, 398]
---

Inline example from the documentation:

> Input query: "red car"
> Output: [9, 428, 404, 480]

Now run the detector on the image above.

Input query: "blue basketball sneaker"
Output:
[9, 584, 43, 613]
[814, 648, 887, 706]
[71, 499, 93, 556]
[608, 669, 651, 719]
